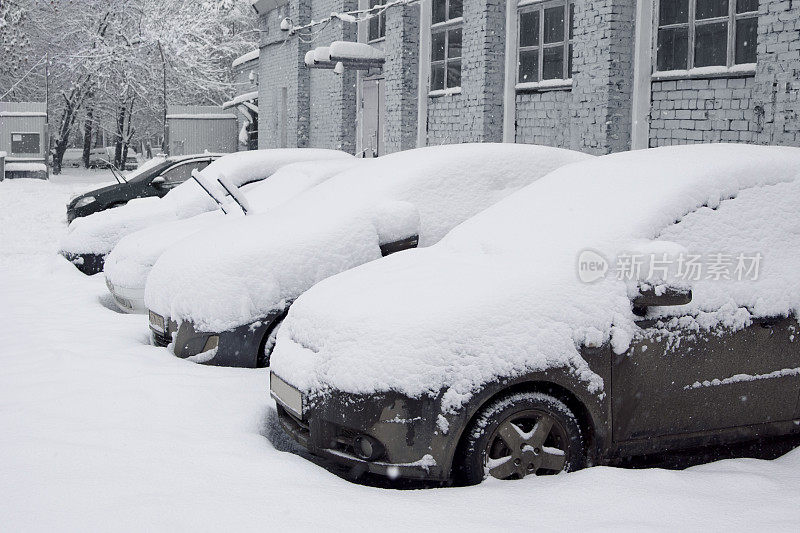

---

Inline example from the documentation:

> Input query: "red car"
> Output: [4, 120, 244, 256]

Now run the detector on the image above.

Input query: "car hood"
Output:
[269, 144, 800, 410]
[271, 245, 612, 410]
[104, 210, 229, 289]
[144, 202, 389, 332]
[69, 182, 131, 206]
[60, 197, 176, 255]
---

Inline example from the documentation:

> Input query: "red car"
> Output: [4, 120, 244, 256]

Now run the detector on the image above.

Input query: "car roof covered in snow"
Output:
[144, 143, 593, 332]
[269, 144, 800, 409]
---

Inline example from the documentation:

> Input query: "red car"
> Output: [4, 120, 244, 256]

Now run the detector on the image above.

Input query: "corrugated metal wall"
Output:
[0, 102, 47, 161]
[166, 105, 237, 155]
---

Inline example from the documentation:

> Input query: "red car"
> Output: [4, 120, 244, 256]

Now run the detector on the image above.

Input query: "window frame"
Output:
[157, 159, 211, 188]
[10, 132, 41, 155]
[516, 0, 574, 88]
[367, 0, 387, 43]
[654, 0, 758, 74]
[429, 0, 463, 93]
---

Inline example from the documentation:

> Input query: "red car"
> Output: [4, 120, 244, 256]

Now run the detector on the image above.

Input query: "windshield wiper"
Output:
[217, 175, 250, 215]
[102, 158, 127, 184]
[190, 169, 228, 214]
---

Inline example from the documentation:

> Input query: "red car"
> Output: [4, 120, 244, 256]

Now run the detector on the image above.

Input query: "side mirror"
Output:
[380, 234, 419, 256]
[374, 201, 420, 256]
[632, 285, 692, 317]
[151, 176, 166, 188]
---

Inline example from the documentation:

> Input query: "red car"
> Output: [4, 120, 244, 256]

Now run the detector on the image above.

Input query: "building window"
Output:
[657, 0, 758, 72]
[368, 0, 386, 42]
[518, 1, 574, 84]
[430, 0, 463, 91]
[10, 133, 40, 154]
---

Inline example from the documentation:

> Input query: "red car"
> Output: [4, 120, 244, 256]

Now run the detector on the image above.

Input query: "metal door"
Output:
[360, 78, 385, 158]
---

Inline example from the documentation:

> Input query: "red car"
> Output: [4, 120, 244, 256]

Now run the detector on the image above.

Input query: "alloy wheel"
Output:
[484, 409, 568, 479]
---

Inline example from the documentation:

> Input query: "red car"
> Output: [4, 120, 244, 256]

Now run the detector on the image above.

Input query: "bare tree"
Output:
[2, 0, 257, 172]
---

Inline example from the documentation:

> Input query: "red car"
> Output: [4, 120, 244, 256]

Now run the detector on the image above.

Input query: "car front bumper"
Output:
[60, 251, 106, 275]
[66, 202, 102, 225]
[270, 373, 454, 482]
[105, 279, 145, 314]
[148, 309, 285, 367]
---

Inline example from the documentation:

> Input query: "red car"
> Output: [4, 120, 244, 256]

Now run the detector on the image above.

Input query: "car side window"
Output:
[653, 181, 798, 317]
[158, 160, 211, 188]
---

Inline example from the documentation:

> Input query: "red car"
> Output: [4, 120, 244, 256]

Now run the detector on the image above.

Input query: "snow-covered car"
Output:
[268, 144, 800, 484]
[66, 154, 221, 225]
[103, 159, 360, 313]
[60, 149, 352, 275]
[145, 143, 593, 367]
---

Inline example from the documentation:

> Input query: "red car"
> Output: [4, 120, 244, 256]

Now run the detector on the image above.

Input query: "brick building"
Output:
[252, 0, 800, 156]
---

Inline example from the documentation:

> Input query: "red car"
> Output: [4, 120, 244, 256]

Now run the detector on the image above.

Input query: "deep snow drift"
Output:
[1, 175, 799, 531]
[271, 144, 800, 411]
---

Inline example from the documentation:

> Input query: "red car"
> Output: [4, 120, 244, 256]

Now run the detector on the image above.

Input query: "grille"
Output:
[277, 405, 311, 440]
[152, 330, 171, 347]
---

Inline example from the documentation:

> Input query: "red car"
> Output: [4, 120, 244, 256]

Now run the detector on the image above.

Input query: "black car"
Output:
[66, 154, 221, 224]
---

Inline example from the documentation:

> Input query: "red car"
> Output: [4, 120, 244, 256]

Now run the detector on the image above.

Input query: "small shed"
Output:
[0, 102, 48, 179]
[166, 105, 237, 156]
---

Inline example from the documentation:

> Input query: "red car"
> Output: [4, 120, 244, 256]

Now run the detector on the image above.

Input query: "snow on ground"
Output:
[1, 176, 799, 531]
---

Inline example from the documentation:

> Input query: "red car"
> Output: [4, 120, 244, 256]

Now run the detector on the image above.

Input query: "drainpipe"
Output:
[416, 0, 431, 148]
[631, 0, 654, 150]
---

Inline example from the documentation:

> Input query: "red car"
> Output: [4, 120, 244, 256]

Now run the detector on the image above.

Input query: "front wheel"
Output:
[456, 391, 586, 484]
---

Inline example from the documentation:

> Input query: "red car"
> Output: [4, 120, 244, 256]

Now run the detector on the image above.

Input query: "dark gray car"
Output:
[273, 313, 800, 483]
[268, 144, 800, 484]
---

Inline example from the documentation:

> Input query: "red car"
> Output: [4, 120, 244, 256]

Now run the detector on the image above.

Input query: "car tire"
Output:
[456, 391, 586, 485]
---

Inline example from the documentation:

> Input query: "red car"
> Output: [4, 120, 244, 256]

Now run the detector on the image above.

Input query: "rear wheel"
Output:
[456, 391, 585, 485]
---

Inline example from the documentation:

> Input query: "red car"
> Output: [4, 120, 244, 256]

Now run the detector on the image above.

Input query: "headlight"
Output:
[202, 335, 219, 353]
[74, 196, 95, 208]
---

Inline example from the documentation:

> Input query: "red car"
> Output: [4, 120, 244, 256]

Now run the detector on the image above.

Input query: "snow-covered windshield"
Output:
[166, 149, 354, 219]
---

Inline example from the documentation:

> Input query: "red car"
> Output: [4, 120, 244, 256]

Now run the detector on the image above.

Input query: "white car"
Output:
[268, 144, 800, 483]
[59, 149, 353, 275]
[144, 143, 593, 367]
[103, 159, 360, 313]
